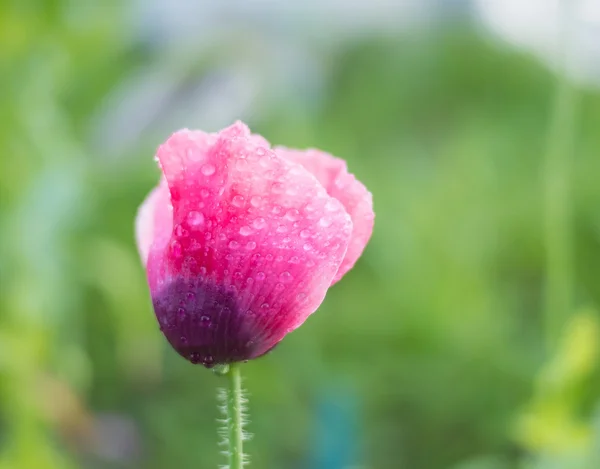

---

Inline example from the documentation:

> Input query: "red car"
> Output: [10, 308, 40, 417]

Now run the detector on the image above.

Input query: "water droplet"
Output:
[325, 200, 337, 211]
[229, 240, 239, 249]
[201, 163, 216, 176]
[272, 182, 284, 193]
[246, 241, 257, 250]
[187, 292, 196, 301]
[256, 272, 266, 281]
[275, 283, 284, 291]
[303, 243, 313, 251]
[200, 315, 211, 325]
[282, 237, 291, 244]
[272, 205, 283, 215]
[296, 292, 307, 302]
[284, 209, 300, 221]
[189, 352, 201, 364]
[232, 195, 245, 207]
[239, 226, 253, 236]
[171, 240, 183, 258]
[199, 266, 207, 275]
[289, 256, 300, 264]
[204, 232, 212, 240]
[279, 271, 293, 283]
[300, 229, 311, 238]
[276, 225, 288, 233]
[253, 218, 267, 230]
[187, 211, 205, 226]
[175, 224, 189, 237]
[265, 254, 274, 261]
[319, 216, 333, 227]
[250, 196, 262, 207]
[246, 277, 254, 284]
[177, 307, 186, 319]
[180, 336, 188, 344]
[305, 203, 317, 212]
[200, 189, 209, 198]
[260, 303, 269, 310]
[203, 355, 214, 367]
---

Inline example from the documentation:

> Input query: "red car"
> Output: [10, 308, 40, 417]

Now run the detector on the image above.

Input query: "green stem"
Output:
[227, 363, 244, 469]
[543, 0, 578, 351]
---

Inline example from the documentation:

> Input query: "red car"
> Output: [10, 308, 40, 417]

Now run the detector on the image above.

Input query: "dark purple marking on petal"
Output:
[152, 278, 264, 367]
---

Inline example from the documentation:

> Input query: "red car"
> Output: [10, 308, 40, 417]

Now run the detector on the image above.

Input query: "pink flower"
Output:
[136, 122, 374, 367]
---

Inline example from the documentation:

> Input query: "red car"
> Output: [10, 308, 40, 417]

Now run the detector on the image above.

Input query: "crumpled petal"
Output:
[275, 147, 374, 282]
[141, 122, 354, 365]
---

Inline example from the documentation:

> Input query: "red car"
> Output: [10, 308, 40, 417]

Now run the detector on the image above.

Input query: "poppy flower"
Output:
[136, 122, 373, 367]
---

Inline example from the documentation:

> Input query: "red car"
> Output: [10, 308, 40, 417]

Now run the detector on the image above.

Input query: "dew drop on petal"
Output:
[171, 240, 183, 258]
[300, 229, 311, 238]
[246, 241, 257, 250]
[239, 226, 253, 236]
[201, 163, 216, 176]
[319, 216, 333, 227]
[229, 240, 239, 249]
[187, 211, 205, 227]
[250, 196, 262, 207]
[175, 224, 188, 237]
[256, 272, 266, 281]
[177, 307, 186, 320]
[296, 292, 307, 302]
[200, 315, 211, 325]
[189, 352, 201, 364]
[276, 225, 288, 233]
[180, 336, 188, 344]
[303, 243, 313, 251]
[279, 271, 293, 283]
[253, 218, 267, 230]
[285, 209, 300, 221]
[232, 195, 245, 207]
[325, 200, 338, 211]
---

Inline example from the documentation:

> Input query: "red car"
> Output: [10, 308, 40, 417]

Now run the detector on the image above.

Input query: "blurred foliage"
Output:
[1, 2, 600, 469]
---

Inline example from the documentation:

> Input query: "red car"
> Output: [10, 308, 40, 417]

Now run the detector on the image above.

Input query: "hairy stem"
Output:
[219, 363, 246, 469]
[228, 363, 244, 469]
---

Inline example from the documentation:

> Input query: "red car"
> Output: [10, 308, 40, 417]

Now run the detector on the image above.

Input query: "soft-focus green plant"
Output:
[515, 310, 599, 469]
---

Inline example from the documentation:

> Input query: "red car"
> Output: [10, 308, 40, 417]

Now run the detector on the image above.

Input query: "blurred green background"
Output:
[1, 1, 599, 469]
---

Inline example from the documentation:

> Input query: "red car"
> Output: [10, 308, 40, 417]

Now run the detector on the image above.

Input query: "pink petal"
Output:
[135, 178, 172, 267]
[275, 147, 374, 283]
[143, 121, 353, 365]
